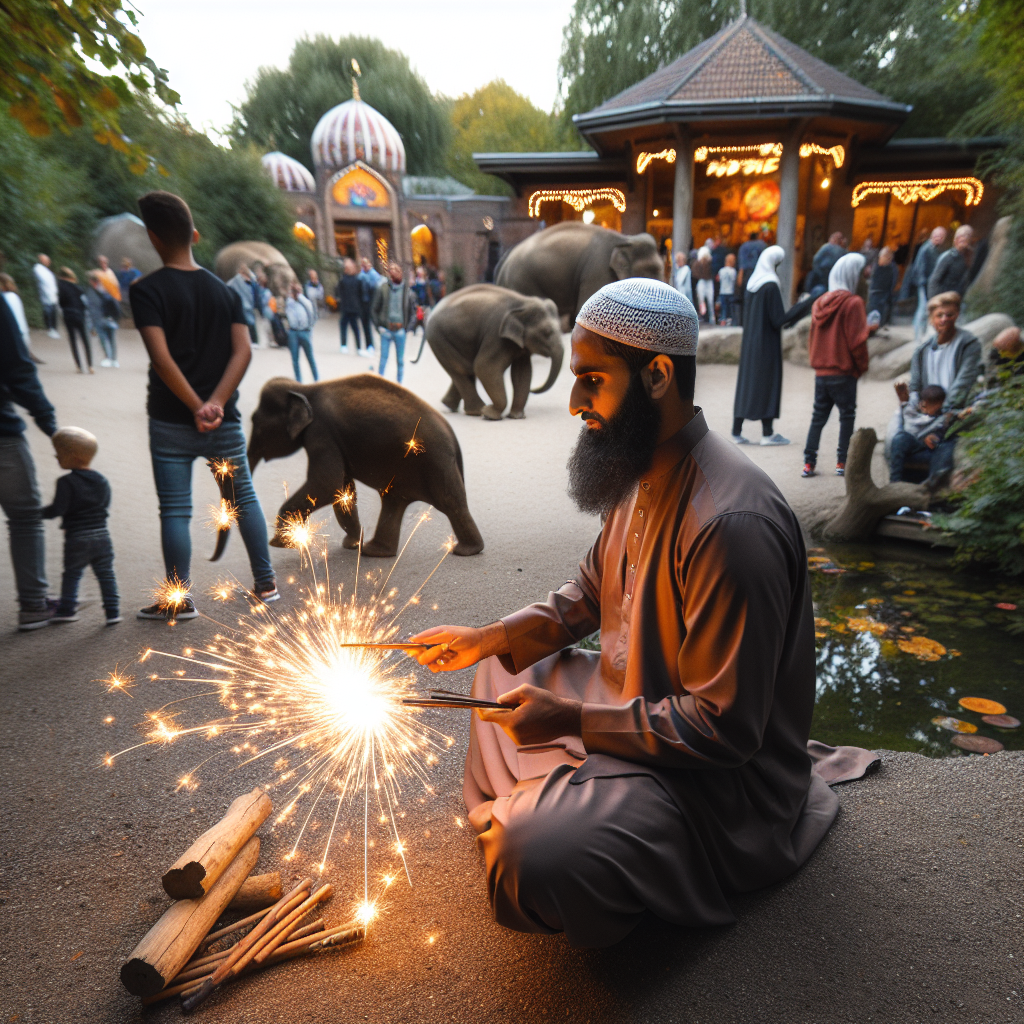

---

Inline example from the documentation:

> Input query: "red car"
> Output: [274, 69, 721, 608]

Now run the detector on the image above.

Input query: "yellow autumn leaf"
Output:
[897, 636, 947, 661]
[846, 617, 888, 636]
[814, 617, 830, 628]
[807, 556, 831, 565]
[932, 716, 978, 734]
[815, 631, 827, 639]
[958, 697, 1007, 716]
[865, 597, 883, 605]
[831, 622, 847, 633]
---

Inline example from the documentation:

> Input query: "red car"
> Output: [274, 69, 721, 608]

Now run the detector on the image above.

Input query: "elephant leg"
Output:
[271, 486, 323, 548]
[430, 465, 485, 556]
[474, 358, 509, 421]
[507, 354, 532, 419]
[363, 493, 410, 558]
[441, 383, 462, 412]
[331, 477, 363, 549]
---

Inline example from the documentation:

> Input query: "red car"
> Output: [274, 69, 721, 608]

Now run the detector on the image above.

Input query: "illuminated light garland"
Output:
[851, 177, 984, 208]
[706, 156, 779, 178]
[799, 143, 846, 168]
[694, 142, 782, 162]
[528, 188, 626, 218]
[636, 148, 676, 173]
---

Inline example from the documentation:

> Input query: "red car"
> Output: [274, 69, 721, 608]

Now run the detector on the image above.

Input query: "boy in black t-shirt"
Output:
[130, 191, 277, 620]
[42, 427, 120, 624]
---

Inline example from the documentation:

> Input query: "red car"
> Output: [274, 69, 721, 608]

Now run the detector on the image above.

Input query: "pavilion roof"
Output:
[574, 15, 909, 135]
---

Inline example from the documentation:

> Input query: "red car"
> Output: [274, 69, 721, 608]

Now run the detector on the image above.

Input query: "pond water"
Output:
[809, 541, 1023, 757]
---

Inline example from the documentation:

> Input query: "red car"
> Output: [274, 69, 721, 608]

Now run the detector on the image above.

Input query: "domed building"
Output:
[264, 86, 511, 282]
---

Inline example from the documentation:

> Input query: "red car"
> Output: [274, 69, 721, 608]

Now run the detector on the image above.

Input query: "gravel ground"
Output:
[1, 321, 1020, 1023]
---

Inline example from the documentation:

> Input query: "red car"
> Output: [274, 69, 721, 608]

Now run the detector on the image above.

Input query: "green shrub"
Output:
[935, 372, 1024, 575]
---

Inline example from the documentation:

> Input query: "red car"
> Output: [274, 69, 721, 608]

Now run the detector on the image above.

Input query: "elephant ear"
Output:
[609, 244, 632, 280]
[499, 307, 528, 348]
[286, 390, 314, 440]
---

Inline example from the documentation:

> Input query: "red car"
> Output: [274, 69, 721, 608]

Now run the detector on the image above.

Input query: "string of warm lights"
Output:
[851, 177, 984, 208]
[706, 156, 779, 177]
[799, 143, 846, 168]
[636, 148, 676, 173]
[694, 142, 782, 162]
[528, 188, 626, 217]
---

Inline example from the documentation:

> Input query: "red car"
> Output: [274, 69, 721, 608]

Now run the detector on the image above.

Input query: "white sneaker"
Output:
[760, 433, 791, 446]
[113, 361, 119, 368]
[730, 434, 750, 445]
[100, 358, 112, 367]
[47, 328, 60, 339]
[340, 345, 349, 354]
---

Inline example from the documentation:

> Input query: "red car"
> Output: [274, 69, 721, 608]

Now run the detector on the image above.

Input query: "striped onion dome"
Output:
[311, 98, 406, 174]
[261, 151, 316, 192]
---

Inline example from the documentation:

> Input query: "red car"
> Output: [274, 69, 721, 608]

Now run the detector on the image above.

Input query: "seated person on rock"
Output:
[409, 279, 874, 949]
[984, 326, 1023, 390]
[908, 292, 981, 413]
[889, 383, 953, 484]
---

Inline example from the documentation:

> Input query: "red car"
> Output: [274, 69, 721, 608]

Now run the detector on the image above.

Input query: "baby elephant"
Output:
[246, 375, 484, 557]
[423, 284, 563, 419]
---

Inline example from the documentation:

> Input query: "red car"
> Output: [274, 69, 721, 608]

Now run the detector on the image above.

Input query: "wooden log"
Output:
[814, 428, 931, 542]
[162, 788, 272, 900]
[226, 870, 282, 910]
[120, 836, 260, 997]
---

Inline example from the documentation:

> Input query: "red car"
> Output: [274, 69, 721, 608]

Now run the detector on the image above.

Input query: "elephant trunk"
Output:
[411, 331, 430, 364]
[531, 343, 564, 394]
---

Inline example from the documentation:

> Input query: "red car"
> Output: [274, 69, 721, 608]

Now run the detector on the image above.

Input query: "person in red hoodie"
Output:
[801, 253, 876, 477]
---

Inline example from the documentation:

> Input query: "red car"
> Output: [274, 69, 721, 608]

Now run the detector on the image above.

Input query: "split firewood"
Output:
[162, 788, 272, 900]
[120, 836, 260, 997]
[226, 870, 282, 910]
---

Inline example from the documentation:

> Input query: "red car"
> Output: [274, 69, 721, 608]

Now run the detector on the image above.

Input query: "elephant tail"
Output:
[210, 526, 231, 562]
[410, 330, 430, 364]
[207, 461, 236, 562]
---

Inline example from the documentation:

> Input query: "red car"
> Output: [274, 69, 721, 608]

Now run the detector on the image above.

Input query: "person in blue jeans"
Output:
[284, 282, 318, 382]
[371, 262, 414, 384]
[0, 297, 60, 631]
[42, 427, 120, 624]
[130, 190, 277, 620]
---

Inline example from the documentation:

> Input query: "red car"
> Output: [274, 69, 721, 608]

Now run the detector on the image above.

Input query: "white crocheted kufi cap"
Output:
[576, 278, 698, 356]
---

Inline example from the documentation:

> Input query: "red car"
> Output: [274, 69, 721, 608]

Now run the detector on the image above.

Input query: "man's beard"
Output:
[566, 373, 662, 516]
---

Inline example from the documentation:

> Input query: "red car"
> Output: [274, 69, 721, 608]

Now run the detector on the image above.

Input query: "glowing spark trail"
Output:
[106, 529, 457, 916]
[208, 458, 236, 480]
[404, 418, 424, 458]
[152, 575, 190, 613]
[207, 499, 239, 532]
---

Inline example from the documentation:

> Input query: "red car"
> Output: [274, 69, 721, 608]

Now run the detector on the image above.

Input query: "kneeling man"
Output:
[412, 279, 858, 947]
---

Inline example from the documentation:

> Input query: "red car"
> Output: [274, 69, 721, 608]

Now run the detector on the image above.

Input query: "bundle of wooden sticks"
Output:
[119, 788, 363, 1012]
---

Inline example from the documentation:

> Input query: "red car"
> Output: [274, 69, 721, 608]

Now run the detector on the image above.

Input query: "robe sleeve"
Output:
[498, 531, 604, 674]
[763, 284, 789, 331]
[580, 512, 800, 769]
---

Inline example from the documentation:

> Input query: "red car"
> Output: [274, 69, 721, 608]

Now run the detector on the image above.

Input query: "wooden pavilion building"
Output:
[475, 13, 1001, 299]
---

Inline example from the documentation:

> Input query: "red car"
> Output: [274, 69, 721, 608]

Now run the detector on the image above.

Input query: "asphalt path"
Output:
[1, 321, 1020, 1023]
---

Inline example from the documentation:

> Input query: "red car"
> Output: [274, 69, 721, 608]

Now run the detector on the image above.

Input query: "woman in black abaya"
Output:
[731, 245, 807, 445]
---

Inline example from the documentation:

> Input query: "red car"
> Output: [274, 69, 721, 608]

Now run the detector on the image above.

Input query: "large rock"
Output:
[92, 213, 162, 276]
[963, 215, 1011, 313]
[781, 317, 811, 365]
[696, 327, 742, 364]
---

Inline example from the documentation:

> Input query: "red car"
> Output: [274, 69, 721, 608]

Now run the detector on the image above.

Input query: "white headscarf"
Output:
[745, 245, 785, 293]
[828, 252, 865, 294]
[696, 246, 711, 262]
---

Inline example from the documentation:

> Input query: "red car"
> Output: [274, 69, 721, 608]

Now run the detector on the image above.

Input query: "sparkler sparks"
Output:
[99, 667, 135, 697]
[404, 418, 424, 458]
[334, 487, 355, 513]
[208, 499, 239, 532]
[208, 458, 236, 480]
[153, 575, 190, 613]
[106, 516, 456, 916]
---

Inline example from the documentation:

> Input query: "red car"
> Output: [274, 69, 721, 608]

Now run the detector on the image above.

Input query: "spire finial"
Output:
[351, 58, 362, 102]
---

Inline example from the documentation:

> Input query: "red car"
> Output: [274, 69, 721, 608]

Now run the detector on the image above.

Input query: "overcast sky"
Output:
[134, 0, 579, 136]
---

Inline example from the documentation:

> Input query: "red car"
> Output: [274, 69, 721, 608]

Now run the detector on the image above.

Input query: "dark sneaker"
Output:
[106, 614, 122, 625]
[801, 463, 816, 478]
[255, 586, 280, 604]
[835, 463, 846, 477]
[51, 607, 80, 622]
[18, 605, 57, 631]
[137, 597, 199, 620]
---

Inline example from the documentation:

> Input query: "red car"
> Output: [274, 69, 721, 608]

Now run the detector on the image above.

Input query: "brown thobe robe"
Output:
[465, 410, 868, 947]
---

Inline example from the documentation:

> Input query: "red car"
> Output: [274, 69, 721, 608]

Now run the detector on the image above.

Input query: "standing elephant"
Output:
[420, 285, 563, 420]
[495, 221, 664, 322]
[92, 213, 162, 276]
[214, 241, 298, 298]
[245, 375, 484, 557]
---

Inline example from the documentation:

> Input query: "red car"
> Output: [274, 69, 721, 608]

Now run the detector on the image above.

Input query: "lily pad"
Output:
[950, 734, 1004, 754]
[846, 617, 888, 636]
[958, 697, 1007, 715]
[932, 716, 978, 734]
[898, 636, 947, 661]
[981, 714, 1020, 729]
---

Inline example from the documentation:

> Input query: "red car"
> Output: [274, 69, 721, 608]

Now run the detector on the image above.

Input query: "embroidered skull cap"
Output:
[576, 278, 699, 355]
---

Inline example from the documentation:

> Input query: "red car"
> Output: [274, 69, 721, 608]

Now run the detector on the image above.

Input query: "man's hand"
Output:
[194, 401, 224, 433]
[924, 433, 940, 450]
[894, 381, 910, 403]
[409, 622, 508, 673]
[477, 684, 582, 746]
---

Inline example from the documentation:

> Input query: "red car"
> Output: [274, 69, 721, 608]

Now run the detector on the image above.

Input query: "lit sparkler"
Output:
[153, 575, 190, 614]
[208, 499, 239, 532]
[106, 514, 455, 916]
[404, 418, 424, 458]
[208, 458, 236, 481]
[334, 487, 355, 513]
[99, 666, 135, 697]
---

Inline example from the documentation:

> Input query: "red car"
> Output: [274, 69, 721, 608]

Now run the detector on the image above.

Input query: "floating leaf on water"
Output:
[903, 590, 917, 596]
[807, 556, 831, 565]
[831, 622, 848, 633]
[846, 617, 888, 636]
[814, 617, 830, 628]
[981, 714, 1020, 729]
[949, 649, 961, 656]
[932, 716, 978, 734]
[822, 568, 845, 575]
[865, 597, 884, 605]
[950, 734, 1003, 754]
[858, 562, 876, 569]
[958, 697, 1007, 716]
[995, 602, 1017, 611]
[962, 617, 988, 629]
[900, 626, 916, 633]
[898, 636, 947, 661]
[815, 631, 827, 639]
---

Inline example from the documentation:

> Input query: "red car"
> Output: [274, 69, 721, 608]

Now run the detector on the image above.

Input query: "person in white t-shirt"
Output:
[32, 254, 60, 339]
[1, 274, 43, 364]
[717, 254, 738, 326]
[671, 251, 693, 307]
